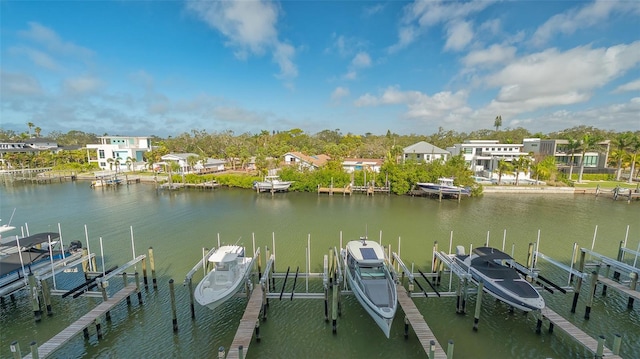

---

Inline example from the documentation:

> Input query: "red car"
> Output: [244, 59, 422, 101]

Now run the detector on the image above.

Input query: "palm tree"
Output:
[494, 115, 502, 131]
[612, 132, 633, 181]
[34, 127, 42, 138]
[577, 133, 604, 183]
[125, 157, 134, 172]
[565, 137, 580, 181]
[107, 158, 114, 171]
[27, 122, 34, 137]
[496, 159, 513, 185]
[187, 155, 199, 173]
[512, 156, 532, 186]
[628, 134, 640, 184]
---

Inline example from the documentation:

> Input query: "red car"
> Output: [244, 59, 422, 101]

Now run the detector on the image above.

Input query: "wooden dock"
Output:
[226, 284, 264, 359]
[598, 276, 640, 300]
[24, 285, 138, 359]
[317, 184, 352, 195]
[541, 308, 621, 358]
[396, 286, 448, 359]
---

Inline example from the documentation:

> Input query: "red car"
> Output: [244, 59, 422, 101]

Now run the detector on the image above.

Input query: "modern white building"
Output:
[86, 136, 152, 171]
[447, 140, 530, 178]
[402, 141, 449, 163]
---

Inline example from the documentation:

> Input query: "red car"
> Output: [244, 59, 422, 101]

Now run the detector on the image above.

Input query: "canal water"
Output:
[0, 181, 638, 358]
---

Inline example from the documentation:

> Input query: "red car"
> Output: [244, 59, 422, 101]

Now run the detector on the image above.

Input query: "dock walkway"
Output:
[541, 308, 620, 358]
[598, 276, 640, 300]
[226, 285, 264, 359]
[24, 285, 137, 359]
[396, 286, 447, 359]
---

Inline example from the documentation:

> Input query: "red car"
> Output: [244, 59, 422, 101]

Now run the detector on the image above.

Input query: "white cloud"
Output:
[8, 46, 59, 71]
[444, 21, 474, 52]
[63, 76, 102, 94]
[187, 0, 297, 81]
[0, 71, 43, 97]
[354, 86, 469, 119]
[614, 79, 640, 93]
[391, 0, 494, 52]
[331, 87, 350, 103]
[485, 42, 640, 108]
[351, 52, 372, 68]
[531, 1, 640, 46]
[19, 22, 94, 59]
[463, 44, 517, 67]
[363, 4, 385, 17]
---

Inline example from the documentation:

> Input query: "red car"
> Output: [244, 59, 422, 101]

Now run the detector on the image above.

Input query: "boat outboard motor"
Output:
[69, 240, 83, 250]
[455, 245, 466, 256]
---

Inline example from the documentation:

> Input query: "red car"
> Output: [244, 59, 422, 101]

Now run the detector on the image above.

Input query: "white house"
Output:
[86, 136, 151, 171]
[403, 141, 449, 163]
[447, 140, 531, 179]
[160, 153, 225, 174]
[342, 158, 383, 173]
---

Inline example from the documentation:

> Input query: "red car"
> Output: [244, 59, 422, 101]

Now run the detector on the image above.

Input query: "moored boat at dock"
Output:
[343, 236, 398, 338]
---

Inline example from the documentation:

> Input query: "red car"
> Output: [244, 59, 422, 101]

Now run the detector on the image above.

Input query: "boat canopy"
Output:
[208, 246, 243, 263]
[0, 232, 60, 249]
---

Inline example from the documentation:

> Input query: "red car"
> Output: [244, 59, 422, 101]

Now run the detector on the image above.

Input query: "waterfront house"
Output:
[283, 152, 331, 171]
[86, 136, 151, 171]
[447, 140, 532, 181]
[523, 138, 611, 174]
[342, 158, 383, 173]
[403, 141, 449, 163]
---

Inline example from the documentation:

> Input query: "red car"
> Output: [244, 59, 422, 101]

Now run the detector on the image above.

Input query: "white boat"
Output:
[91, 177, 122, 187]
[454, 246, 545, 312]
[343, 237, 397, 338]
[417, 177, 470, 196]
[194, 245, 254, 310]
[253, 175, 292, 192]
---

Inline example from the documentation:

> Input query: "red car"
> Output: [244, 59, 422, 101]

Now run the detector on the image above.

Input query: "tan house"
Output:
[283, 152, 331, 170]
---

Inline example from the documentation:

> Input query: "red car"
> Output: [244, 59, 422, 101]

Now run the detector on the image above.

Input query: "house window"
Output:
[99, 150, 105, 159]
[463, 148, 473, 154]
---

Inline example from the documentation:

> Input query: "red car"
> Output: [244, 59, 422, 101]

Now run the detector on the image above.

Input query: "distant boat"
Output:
[0, 208, 17, 239]
[343, 237, 397, 338]
[253, 176, 293, 192]
[91, 177, 122, 187]
[417, 177, 470, 196]
[453, 246, 545, 312]
[194, 245, 254, 310]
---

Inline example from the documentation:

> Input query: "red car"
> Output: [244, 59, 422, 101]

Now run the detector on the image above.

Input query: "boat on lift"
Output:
[417, 177, 470, 196]
[454, 246, 545, 311]
[194, 245, 254, 310]
[343, 236, 397, 338]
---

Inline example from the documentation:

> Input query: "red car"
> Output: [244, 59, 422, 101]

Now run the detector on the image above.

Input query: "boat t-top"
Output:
[454, 246, 545, 312]
[343, 237, 398, 338]
[194, 245, 254, 310]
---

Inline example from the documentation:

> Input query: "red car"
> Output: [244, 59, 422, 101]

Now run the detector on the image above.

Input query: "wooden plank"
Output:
[396, 286, 448, 359]
[542, 308, 621, 358]
[24, 285, 138, 359]
[598, 276, 640, 300]
[226, 285, 264, 359]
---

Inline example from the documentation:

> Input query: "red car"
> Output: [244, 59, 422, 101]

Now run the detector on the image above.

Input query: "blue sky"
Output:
[1, 0, 639, 138]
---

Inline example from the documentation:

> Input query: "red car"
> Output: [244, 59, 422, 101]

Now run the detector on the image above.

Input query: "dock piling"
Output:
[585, 271, 598, 319]
[28, 273, 41, 322]
[149, 247, 157, 289]
[628, 272, 638, 309]
[29, 341, 39, 359]
[447, 339, 454, 359]
[473, 281, 483, 331]
[612, 334, 622, 355]
[41, 280, 52, 316]
[169, 279, 178, 332]
[10, 340, 21, 359]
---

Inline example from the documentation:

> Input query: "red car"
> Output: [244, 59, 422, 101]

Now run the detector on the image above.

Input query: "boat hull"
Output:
[194, 257, 253, 310]
[345, 270, 395, 338]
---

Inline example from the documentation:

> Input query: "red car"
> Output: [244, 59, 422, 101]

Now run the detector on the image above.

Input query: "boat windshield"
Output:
[359, 265, 386, 279]
[215, 262, 229, 271]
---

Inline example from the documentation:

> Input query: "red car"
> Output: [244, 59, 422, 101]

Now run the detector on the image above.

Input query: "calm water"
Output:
[0, 181, 638, 358]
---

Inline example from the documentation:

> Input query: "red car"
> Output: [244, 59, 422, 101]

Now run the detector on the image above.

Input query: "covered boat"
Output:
[194, 245, 253, 310]
[343, 237, 397, 338]
[454, 246, 545, 311]
[253, 176, 292, 192]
